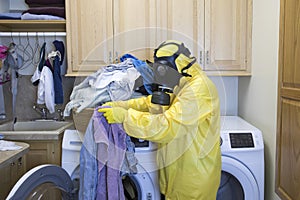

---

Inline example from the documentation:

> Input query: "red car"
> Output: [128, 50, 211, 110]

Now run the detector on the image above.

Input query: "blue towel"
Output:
[120, 54, 154, 94]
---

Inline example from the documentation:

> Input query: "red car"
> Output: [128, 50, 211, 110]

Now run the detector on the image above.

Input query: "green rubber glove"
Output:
[98, 107, 127, 124]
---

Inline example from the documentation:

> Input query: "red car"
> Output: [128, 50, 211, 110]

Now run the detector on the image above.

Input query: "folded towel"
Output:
[21, 13, 65, 20]
[23, 7, 65, 19]
[0, 140, 22, 151]
[25, 0, 64, 7]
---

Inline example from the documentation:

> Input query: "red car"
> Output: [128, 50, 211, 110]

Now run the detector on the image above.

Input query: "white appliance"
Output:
[7, 116, 264, 200]
[7, 130, 161, 200]
[217, 116, 264, 200]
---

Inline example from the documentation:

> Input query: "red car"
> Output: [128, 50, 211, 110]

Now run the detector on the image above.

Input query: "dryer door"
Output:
[122, 173, 161, 200]
[122, 163, 160, 200]
[6, 164, 74, 200]
[217, 156, 260, 200]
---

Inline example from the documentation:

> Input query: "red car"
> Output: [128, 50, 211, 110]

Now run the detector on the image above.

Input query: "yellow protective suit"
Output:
[112, 62, 221, 199]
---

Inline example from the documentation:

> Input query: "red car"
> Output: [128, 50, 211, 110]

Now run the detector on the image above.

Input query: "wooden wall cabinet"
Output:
[66, 0, 159, 76]
[0, 1, 252, 76]
[204, 0, 252, 75]
[66, 0, 252, 76]
[158, 0, 252, 76]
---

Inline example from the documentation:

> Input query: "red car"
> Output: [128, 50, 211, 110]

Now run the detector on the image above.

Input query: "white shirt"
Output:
[37, 66, 55, 113]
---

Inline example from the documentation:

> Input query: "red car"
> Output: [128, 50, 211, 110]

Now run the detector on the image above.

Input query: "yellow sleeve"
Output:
[112, 95, 152, 111]
[123, 76, 218, 144]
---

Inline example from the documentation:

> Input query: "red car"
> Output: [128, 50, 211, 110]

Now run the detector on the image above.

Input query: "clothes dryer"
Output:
[217, 116, 264, 200]
[7, 129, 161, 200]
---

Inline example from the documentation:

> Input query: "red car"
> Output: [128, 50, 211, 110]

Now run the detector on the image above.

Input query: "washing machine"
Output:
[217, 116, 264, 200]
[6, 129, 161, 200]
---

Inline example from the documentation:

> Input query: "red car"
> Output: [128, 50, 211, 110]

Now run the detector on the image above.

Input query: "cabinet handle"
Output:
[115, 52, 119, 63]
[109, 51, 112, 64]
[10, 162, 15, 166]
[206, 51, 210, 65]
[18, 157, 23, 165]
[199, 51, 203, 65]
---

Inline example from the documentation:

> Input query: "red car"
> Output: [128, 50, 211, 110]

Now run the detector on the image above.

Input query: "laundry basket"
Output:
[72, 108, 94, 140]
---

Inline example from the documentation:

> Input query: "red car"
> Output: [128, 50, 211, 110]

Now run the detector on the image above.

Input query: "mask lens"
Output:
[152, 62, 183, 89]
[156, 64, 168, 76]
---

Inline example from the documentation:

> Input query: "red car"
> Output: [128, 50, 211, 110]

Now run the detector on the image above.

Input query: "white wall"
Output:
[238, 0, 280, 200]
[0, 0, 27, 12]
[210, 76, 238, 116]
[0, 0, 9, 12]
[9, 0, 28, 11]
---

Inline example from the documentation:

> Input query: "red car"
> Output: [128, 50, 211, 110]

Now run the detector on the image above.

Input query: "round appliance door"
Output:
[122, 171, 160, 200]
[217, 156, 260, 200]
[6, 164, 74, 200]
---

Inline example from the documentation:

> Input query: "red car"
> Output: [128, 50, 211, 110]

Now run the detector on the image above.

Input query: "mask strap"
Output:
[180, 57, 196, 77]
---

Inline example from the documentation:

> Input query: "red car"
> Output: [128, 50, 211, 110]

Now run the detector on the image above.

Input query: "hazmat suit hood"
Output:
[148, 40, 197, 89]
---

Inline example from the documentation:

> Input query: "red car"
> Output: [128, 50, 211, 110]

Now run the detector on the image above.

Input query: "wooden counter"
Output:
[0, 142, 29, 169]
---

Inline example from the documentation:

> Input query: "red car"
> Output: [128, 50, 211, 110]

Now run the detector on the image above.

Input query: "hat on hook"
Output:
[53, 40, 65, 65]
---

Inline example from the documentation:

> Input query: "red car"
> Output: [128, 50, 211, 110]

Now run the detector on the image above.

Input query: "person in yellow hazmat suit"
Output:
[98, 40, 221, 200]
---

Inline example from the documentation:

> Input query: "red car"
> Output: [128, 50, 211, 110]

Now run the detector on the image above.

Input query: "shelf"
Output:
[0, 20, 66, 32]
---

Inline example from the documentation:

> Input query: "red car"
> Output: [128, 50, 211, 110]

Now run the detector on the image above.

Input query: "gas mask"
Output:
[148, 41, 196, 106]
[148, 60, 183, 106]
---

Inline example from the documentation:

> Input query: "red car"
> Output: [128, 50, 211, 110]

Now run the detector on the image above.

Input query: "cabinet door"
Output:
[204, 0, 251, 75]
[66, 0, 113, 76]
[23, 140, 62, 171]
[276, 0, 300, 199]
[0, 157, 26, 199]
[158, 0, 204, 64]
[113, 0, 158, 62]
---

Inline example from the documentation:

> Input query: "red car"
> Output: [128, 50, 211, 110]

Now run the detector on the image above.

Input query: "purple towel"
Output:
[93, 107, 126, 200]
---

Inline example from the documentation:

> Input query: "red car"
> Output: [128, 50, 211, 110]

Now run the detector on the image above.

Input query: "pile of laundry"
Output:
[67, 54, 155, 199]
[31, 40, 65, 114]
[64, 54, 154, 117]
[0, 140, 22, 151]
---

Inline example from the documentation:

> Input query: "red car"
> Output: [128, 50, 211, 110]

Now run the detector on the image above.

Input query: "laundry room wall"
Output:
[0, 34, 75, 122]
[0, 0, 9, 13]
[9, 0, 28, 11]
[238, 0, 280, 200]
[210, 76, 238, 116]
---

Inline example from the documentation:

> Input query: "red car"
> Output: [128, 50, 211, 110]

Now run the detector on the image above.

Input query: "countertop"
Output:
[0, 142, 29, 169]
[0, 121, 74, 141]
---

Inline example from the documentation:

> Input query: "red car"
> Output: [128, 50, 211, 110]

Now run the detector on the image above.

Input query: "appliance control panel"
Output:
[229, 132, 254, 148]
[220, 116, 264, 152]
